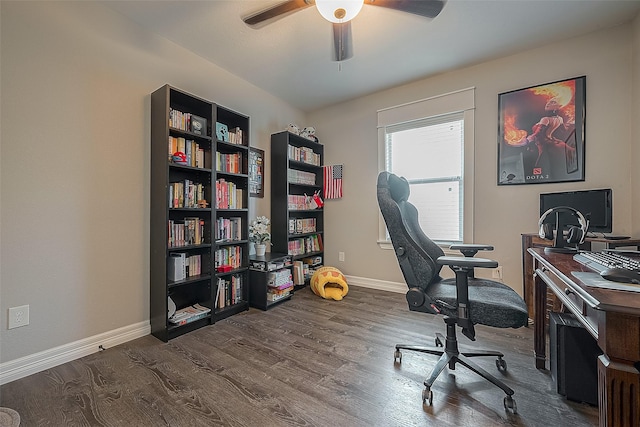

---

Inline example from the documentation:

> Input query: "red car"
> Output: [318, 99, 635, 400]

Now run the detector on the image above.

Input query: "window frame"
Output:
[377, 88, 476, 251]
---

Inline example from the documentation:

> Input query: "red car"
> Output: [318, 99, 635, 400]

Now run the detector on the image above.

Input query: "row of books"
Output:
[292, 261, 308, 285]
[215, 274, 243, 308]
[215, 245, 243, 270]
[169, 137, 206, 168]
[289, 218, 317, 234]
[267, 269, 294, 289]
[169, 180, 206, 209]
[288, 194, 321, 210]
[215, 216, 242, 242]
[216, 152, 243, 174]
[167, 252, 202, 281]
[169, 303, 211, 325]
[226, 127, 244, 145]
[168, 217, 205, 248]
[216, 179, 245, 209]
[288, 169, 316, 185]
[292, 257, 322, 285]
[169, 108, 207, 136]
[288, 144, 320, 166]
[267, 286, 292, 302]
[288, 234, 323, 256]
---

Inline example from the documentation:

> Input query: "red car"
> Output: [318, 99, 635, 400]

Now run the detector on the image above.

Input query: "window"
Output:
[378, 88, 475, 247]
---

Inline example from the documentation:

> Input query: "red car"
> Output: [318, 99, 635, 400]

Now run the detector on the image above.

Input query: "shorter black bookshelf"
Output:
[249, 252, 294, 310]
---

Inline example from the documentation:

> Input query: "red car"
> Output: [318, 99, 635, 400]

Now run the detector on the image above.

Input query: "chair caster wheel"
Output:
[504, 396, 517, 414]
[422, 387, 433, 405]
[496, 357, 507, 372]
[394, 349, 402, 363]
[435, 337, 443, 347]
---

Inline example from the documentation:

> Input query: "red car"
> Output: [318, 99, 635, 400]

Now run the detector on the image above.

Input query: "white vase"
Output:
[255, 244, 267, 256]
[249, 242, 256, 255]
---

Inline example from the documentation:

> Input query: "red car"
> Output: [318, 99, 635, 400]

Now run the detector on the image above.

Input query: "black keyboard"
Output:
[573, 251, 640, 273]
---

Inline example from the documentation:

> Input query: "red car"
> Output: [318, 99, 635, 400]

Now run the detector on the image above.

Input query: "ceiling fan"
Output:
[242, 0, 446, 62]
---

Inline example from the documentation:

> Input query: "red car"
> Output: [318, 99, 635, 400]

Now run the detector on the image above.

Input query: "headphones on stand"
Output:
[538, 206, 588, 249]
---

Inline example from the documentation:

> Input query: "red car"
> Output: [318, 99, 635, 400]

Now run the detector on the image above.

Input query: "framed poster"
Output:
[497, 76, 586, 185]
[249, 147, 264, 198]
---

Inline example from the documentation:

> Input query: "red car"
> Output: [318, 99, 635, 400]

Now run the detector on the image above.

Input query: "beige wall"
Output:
[0, 2, 304, 363]
[309, 23, 637, 293]
[633, 14, 640, 237]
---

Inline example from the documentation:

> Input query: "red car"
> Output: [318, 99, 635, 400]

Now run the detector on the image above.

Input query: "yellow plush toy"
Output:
[310, 266, 349, 300]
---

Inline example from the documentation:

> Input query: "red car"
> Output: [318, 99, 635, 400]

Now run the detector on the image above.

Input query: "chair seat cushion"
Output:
[427, 278, 528, 329]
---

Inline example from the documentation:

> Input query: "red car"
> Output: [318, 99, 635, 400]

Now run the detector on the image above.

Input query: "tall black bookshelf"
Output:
[271, 131, 324, 287]
[150, 85, 249, 342]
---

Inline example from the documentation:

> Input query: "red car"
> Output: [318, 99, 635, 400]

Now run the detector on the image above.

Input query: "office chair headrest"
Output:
[379, 172, 410, 204]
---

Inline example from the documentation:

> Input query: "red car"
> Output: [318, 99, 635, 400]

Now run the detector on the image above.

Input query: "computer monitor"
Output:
[539, 189, 612, 234]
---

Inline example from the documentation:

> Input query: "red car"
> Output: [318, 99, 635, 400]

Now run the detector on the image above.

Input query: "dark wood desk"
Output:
[528, 247, 640, 427]
[521, 233, 640, 321]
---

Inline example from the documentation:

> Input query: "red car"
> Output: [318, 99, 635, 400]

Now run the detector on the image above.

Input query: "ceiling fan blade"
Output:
[364, 0, 445, 18]
[243, 0, 314, 27]
[332, 22, 353, 62]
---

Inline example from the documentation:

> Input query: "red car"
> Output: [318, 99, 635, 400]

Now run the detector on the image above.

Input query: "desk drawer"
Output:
[535, 268, 599, 339]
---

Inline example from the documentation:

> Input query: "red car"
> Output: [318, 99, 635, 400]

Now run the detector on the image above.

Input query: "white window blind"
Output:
[377, 88, 475, 246]
[385, 113, 464, 242]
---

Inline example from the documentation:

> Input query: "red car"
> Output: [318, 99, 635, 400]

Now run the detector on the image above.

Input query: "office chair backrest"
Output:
[377, 172, 445, 291]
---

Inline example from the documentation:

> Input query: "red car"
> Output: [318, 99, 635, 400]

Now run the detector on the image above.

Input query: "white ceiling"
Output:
[103, 0, 640, 112]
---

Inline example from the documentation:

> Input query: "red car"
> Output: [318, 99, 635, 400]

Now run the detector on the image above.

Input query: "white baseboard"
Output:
[0, 321, 150, 385]
[346, 275, 406, 294]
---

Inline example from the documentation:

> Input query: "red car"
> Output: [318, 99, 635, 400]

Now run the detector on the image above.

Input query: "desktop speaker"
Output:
[549, 312, 602, 406]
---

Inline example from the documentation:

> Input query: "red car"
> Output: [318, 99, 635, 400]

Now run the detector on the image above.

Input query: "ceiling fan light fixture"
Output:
[316, 0, 364, 23]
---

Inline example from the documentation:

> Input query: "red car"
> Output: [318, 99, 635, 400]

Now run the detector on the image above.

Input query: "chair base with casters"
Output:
[393, 316, 516, 413]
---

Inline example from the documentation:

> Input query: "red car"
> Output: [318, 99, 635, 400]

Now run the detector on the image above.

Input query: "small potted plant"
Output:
[249, 216, 271, 256]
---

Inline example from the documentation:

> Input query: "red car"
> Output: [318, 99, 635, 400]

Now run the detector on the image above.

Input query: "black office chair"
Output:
[376, 172, 528, 413]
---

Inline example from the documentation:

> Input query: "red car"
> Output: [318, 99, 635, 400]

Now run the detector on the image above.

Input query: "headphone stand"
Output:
[544, 215, 578, 254]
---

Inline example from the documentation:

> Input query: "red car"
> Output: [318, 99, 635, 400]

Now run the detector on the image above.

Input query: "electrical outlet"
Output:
[8, 305, 30, 329]
[492, 266, 503, 279]
[339, 251, 345, 262]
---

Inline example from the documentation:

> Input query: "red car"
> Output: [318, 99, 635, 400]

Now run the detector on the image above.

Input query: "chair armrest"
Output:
[437, 255, 497, 341]
[449, 244, 494, 257]
[437, 256, 498, 269]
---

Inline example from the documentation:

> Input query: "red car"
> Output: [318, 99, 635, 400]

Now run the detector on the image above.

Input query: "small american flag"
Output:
[323, 165, 343, 199]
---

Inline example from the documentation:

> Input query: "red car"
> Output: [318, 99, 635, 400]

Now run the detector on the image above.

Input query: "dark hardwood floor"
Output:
[1, 286, 598, 426]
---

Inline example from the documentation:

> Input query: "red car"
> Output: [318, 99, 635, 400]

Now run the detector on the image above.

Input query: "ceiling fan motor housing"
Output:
[316, 0, 365, 23]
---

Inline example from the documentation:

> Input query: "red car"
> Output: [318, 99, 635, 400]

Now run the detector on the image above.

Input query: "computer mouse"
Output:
[600, 268, 640, 284]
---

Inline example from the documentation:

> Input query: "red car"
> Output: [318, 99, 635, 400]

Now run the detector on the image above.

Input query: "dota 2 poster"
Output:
[497, 76, 585, 185]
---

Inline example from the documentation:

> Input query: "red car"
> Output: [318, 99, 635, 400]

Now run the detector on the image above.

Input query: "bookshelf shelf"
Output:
[271, 131, 324, 288]
[169, 127, 213, 140]
[289, 183, 322, 189]
[288, 231, 323, 238]
[170, 164, 213, 174]
[168, 274, 213, 288]
[169, 207, 212, 212]
[289, 209, 324, 213]
[167, 316, 210, 335]
[167, 243, 212, 252]
[151, 84, 250, 342]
